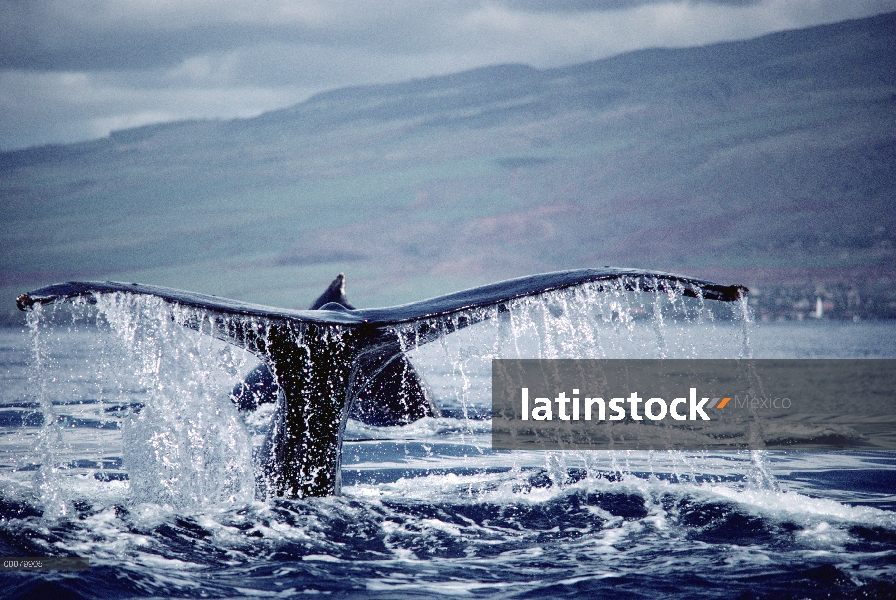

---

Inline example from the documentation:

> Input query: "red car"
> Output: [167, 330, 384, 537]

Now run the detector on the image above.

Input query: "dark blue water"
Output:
[1, 301, 895, 599]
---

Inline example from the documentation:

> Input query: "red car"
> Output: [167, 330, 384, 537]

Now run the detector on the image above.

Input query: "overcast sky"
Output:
[1, 0, 894, 151]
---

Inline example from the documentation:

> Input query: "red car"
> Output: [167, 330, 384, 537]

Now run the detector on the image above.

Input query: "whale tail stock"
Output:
[16, 268, 747, 498]
[231, 274, 438, 427]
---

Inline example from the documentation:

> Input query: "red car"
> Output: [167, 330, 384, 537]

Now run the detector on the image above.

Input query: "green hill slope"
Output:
[2, 12, 894, 322]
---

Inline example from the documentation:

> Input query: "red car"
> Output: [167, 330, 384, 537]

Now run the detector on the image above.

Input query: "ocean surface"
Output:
[1, 292, 895, 599]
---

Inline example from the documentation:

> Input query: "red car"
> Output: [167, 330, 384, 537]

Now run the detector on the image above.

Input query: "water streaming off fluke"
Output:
[19, 271, 751, 510]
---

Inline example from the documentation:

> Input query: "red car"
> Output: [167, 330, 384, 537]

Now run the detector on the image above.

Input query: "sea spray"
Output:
[28, 302, 68, 519]
[95, 292, 257, 509]
[404, 281, 759, 486]
[7, 316, 896, 597]
[25, 293, 258, 512]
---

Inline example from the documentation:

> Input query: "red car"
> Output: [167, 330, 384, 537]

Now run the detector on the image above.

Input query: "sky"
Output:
[1, 0, 895, 151]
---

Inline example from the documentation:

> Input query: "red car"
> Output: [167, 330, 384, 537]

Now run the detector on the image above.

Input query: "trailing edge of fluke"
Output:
[16, 268, 747, 498]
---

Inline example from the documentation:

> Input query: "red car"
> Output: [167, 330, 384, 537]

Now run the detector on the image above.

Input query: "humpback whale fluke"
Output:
[17, 268, 747, 498]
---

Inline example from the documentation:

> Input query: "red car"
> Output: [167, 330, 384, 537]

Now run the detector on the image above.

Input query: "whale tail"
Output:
[17, 268, 748, 498]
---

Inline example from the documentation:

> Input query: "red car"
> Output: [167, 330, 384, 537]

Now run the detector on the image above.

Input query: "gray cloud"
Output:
[2, 0, 895, 150]
[0, 1, 458, 72]
[0, 0, 863, 72]
[506, 0, 761, 12]
[0, 11, 309, 71]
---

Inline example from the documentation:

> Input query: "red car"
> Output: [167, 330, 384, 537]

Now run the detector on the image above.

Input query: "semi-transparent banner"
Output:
[491, 359, 896, 450]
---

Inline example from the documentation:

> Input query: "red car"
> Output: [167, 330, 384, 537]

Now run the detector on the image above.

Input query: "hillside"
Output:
[2, 12, 895, 322]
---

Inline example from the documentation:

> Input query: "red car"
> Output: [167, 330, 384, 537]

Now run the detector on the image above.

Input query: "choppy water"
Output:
[1, 291, 895, 599]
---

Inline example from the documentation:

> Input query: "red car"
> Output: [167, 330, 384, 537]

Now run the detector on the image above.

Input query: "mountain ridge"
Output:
[1, 11, 894, 322]
[6, 10, 894, 161]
